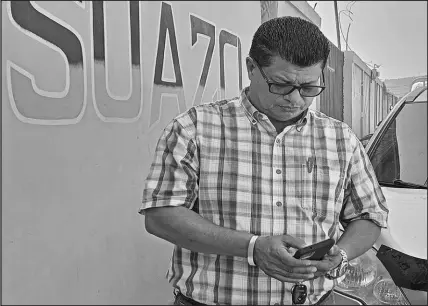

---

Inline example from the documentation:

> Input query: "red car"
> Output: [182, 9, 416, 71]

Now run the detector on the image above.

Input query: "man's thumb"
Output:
[283, 235, 308, 249]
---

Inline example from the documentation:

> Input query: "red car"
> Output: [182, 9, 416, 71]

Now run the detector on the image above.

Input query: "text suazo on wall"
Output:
[6, 1, 243, 125]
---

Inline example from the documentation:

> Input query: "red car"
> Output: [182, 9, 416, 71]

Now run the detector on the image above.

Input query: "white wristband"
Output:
[247, 235, 259, 266]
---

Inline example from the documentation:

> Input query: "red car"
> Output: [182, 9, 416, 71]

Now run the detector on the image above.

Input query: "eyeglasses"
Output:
[253, 59, 326, 97]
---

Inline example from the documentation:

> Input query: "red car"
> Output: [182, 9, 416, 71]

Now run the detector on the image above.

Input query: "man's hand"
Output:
[253, 235, 318, 283]
[309, 245, 343, 279]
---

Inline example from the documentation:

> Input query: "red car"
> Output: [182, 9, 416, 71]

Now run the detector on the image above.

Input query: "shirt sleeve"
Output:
[340, 129, 389, 229]
[138, 117, 199, 215]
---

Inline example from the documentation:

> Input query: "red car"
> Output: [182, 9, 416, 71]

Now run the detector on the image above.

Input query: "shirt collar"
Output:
[239, 87, 309, 127]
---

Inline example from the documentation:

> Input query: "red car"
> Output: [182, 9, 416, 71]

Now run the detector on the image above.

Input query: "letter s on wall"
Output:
[7, 1, 86, 125]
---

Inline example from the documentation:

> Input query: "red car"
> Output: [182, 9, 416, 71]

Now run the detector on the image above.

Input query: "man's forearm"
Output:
[336, 219, 382, 261]
[144, 206, 253, 258]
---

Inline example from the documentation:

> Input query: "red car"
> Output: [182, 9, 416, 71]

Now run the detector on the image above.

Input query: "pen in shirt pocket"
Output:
[306, 156, 316, 173]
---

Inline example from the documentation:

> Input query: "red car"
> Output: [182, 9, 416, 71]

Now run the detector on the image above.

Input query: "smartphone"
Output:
[293, 238, 335, 260]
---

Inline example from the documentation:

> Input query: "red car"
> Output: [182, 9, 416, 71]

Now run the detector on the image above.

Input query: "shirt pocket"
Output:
[299, 163, 314, 210]
[299, 163, 344, 216]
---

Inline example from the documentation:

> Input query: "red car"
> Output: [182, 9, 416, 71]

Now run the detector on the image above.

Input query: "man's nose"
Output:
[283, 88, 302, 104]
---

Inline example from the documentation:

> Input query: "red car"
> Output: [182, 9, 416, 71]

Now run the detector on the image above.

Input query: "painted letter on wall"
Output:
[91, 1, 143, 122]
[190, 15, 215, 107]
[7, 1, 86, 125]
[150, 2, 187, 128]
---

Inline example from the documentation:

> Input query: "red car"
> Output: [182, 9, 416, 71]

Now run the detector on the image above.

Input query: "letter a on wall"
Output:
[150, 2, 187, 128]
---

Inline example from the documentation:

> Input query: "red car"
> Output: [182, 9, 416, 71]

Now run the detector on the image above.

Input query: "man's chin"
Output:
[269, 112, 300, 122]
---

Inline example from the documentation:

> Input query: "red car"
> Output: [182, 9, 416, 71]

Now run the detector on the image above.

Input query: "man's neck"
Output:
[268, 112, 305, 134]
[245, 88, 306, 133]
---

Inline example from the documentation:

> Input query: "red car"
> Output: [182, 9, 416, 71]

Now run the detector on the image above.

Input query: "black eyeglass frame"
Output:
[252, 58, 326, 97]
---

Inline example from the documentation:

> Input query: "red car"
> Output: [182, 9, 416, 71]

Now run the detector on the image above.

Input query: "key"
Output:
[292, 283, 308, 304]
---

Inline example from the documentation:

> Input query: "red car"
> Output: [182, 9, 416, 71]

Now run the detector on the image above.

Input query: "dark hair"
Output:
[249, 16, 330, 69]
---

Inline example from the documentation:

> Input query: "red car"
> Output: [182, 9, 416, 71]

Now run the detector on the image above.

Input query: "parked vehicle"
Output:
[359, 132, 373, 148]
[331, 86, 427, 305]
[410, 76, 427, 92]
[360, 120, 384, 148]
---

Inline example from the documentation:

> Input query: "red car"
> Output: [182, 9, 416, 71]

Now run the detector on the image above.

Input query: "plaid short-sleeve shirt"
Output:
[140, 88, 388, 305]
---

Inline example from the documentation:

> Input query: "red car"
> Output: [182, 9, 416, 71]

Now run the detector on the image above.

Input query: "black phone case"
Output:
[293, 238, 335, 260]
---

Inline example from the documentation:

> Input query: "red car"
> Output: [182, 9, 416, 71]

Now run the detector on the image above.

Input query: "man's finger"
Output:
[290, 266, 318, 274]
[269, 273, 309, 283]
[277, 249, 313, 267]
[282, 235, 308, 249]
[307, 271, 325, 281]
[309, 258, 335, 272]
[286, 247, 298, 257]
[271, 270, 315, 280]
[272, 276, 305, 283]
[263, 262, 316, 278]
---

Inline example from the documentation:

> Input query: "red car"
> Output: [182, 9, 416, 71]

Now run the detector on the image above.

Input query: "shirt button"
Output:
[276, 201, 282, 207]
[276, 169, 282, 174]
[276, 139, 280, 144]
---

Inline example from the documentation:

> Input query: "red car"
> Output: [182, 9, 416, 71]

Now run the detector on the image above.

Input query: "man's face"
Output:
[246, 55, 323, 122]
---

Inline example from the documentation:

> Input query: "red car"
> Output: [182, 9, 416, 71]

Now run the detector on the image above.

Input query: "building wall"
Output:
[319, 42, 344, 121]
[278, 1, 321, 27]
[3, 1, 325, 304]
[2, 1, 261, 304]
[343, 51, 398, 138]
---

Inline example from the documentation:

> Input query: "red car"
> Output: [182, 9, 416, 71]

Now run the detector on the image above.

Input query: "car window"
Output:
[414, 89, 427, 102]
[370, 100, 427, 187]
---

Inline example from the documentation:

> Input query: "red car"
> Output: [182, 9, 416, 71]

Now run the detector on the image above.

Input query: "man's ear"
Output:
[246, 57, 256, 79]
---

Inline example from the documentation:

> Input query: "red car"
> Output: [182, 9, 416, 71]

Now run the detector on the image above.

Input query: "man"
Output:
[139, 16, 388, 305]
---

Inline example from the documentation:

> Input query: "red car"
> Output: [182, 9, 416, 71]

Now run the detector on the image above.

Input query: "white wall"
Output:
[343, 51, 354, 127]
[278, 1, 321, 27]
[3, 1, 323, 304]
[343, 51, 393, 138]
[2, 1, 261, 304]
